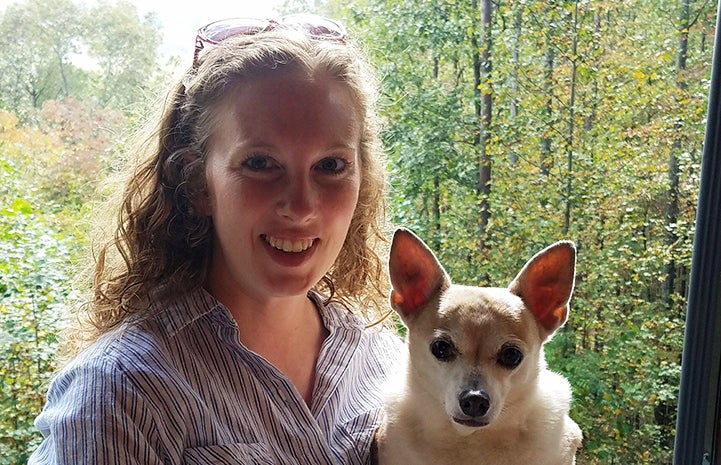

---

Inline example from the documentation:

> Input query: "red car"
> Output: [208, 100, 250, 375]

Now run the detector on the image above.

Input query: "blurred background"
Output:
[0, 0, 715, 463]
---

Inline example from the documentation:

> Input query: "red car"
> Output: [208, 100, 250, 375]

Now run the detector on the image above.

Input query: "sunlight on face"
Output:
[202, 71, 363, 308]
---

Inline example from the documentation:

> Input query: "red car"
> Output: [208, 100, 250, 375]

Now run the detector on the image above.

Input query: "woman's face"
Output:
[201, 71, 362, 306]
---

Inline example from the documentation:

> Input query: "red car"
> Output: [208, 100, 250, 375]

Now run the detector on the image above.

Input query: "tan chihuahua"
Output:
[375, 228, 582, 465]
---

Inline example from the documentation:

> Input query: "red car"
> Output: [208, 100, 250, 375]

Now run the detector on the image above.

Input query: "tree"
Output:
[540, 3, 556, 178]
[0, 0, 164, 115]
[474, 0, 493, 252]
[335, 0, 714, 462]
[0, 0, 716, 462]
[84, 0, 162, 110]
[0, 100, 125, 461]
[563, 0, 580, 235]
[0, 0, 83, 111]
[509, 3, 523, 166]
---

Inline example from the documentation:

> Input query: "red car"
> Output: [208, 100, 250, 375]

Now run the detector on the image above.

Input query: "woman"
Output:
[30, 14, 402, 465]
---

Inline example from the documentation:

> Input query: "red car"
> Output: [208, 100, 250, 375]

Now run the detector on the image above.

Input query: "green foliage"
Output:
[0, 0, 83, 111]
[336, 0, 714, 463]
[0, 200, 69, 463]
[0, 100, 125, 463]
[84, 0, 163, 110]
[0, 0, 164, 115]
[0, 0, 716, 463]
[0, 2, 159, 462]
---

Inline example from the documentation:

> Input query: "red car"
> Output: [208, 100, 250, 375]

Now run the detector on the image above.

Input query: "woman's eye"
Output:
[316, 157, 346, 173]
[243, 155, 273, 171]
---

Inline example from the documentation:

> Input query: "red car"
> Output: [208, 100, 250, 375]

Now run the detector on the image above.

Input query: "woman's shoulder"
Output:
[58, 288, 226, 384]
[55, 321, 170, 389]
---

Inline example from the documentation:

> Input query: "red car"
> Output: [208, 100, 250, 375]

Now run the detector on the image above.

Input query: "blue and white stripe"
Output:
[29, 288, 404, 464]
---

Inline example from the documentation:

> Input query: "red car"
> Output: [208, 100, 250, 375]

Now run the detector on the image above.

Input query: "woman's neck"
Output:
[215, 290, 330, 405]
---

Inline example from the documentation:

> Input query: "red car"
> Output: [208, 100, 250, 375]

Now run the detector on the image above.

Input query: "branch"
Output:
[688, 0, 713, 29]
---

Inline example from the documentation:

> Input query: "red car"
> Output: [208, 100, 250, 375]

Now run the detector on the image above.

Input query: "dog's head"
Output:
[388, 228, 576, 432]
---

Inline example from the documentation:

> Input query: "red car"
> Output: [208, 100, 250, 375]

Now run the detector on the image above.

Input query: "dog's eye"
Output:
[497, 346, 524, 369]
[430, 339, 456, 361]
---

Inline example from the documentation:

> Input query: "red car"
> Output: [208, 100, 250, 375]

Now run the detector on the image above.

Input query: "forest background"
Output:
[0, 0, 716, 463]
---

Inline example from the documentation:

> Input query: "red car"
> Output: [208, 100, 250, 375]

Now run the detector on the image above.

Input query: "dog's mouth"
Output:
[452, 417, 489, 428]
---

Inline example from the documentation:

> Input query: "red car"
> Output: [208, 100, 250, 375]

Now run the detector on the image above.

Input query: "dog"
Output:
[374, 228, 582, 465]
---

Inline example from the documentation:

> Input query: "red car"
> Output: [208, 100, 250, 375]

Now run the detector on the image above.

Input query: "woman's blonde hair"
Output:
[63, 29, 389, 358]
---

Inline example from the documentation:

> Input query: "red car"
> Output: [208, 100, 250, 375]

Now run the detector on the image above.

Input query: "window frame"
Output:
[674, 1, 721, 463]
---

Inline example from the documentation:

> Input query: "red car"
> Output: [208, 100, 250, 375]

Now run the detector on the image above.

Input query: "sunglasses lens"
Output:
[280, 14, 347, 41]
[198, 18, 272, 44]
[194, 14, 348, 66]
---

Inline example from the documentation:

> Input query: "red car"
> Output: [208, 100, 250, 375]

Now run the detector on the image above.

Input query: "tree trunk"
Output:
[564, 1, 580, 235]
[665, 0, 689, 307]
[474, 0, 493, 252]
[53, 45, 70, 98]
[432, 55, 441, 251]
[509, 5, 522, 165]
[584, 10, 602, 135]
[541, 6, 554, 178]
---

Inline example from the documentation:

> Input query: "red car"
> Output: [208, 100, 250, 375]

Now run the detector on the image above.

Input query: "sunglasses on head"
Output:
[193, 14, 348, 67]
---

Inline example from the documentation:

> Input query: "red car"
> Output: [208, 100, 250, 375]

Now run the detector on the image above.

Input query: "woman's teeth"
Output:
[265, 236, 315, 252]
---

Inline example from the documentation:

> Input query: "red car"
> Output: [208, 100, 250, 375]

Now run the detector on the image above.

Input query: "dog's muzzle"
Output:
[452, 389, 491, 427]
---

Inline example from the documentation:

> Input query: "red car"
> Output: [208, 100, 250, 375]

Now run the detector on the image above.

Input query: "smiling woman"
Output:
[28, 14, 404, 465]
[200, 73, 365, 393]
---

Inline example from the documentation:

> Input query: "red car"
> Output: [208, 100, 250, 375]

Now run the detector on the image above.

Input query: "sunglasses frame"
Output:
[193, 14, 348, 67]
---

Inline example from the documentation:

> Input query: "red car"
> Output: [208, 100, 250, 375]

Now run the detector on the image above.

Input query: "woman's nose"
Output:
[276, 176, 317, 221]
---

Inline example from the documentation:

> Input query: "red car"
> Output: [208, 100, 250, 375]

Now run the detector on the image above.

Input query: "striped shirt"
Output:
[29, 288, 404, 465]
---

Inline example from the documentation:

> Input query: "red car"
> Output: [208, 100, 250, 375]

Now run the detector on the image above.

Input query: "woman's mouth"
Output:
[263, 235, 316, 253]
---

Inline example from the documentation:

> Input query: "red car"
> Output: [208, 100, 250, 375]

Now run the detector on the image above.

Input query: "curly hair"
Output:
[62, 30, 390, 359]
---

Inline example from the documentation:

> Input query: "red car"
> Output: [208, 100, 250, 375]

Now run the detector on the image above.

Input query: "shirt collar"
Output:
[152, 287, 366, 338]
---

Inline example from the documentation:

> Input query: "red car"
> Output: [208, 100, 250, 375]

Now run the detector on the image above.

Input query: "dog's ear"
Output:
[508, 241, 576, 339]
[389, 228, 450, 320]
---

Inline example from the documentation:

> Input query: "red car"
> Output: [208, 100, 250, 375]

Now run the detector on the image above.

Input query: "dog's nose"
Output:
[459, 390, 490, 417]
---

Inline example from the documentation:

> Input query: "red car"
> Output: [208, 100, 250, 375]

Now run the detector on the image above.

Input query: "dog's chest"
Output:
[378, 402, 567, 465]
